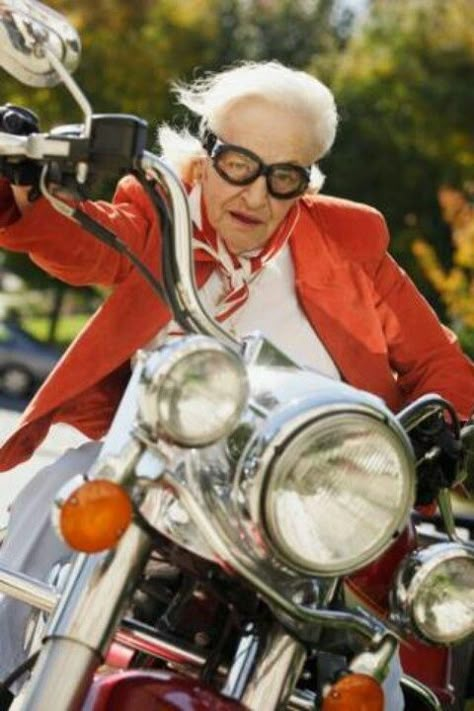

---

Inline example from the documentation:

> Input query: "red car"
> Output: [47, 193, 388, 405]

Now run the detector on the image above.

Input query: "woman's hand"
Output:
[0, 105, 41, 213]
[11, 184, 34, 214]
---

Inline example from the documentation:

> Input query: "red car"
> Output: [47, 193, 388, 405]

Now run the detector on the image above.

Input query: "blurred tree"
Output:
[314, 0, 474, 315]
[413, 186, 474, 355]
[208, 0, 355, 69]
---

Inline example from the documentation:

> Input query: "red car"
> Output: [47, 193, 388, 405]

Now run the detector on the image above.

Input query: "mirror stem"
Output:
[43, 46, 92, 138]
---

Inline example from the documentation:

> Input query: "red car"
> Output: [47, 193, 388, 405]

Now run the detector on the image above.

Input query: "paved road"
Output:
[0, 408, 86, 528]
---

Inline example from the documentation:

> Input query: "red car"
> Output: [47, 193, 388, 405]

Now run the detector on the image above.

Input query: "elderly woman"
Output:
[0, 61, 473, 704]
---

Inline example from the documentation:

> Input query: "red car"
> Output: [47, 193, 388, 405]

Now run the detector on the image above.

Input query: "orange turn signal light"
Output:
[58, 479, 133, 553]
[322, 673, 384, 711]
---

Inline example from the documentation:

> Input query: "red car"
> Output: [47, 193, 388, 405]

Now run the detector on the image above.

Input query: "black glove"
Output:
[0, 104, 42, 187]
[411, 412, 462, 506]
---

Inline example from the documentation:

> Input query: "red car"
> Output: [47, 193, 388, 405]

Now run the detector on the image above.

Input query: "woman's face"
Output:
[200, 98, 316, 255]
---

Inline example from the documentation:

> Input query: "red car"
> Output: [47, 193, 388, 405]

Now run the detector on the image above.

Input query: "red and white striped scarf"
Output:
[190, 184, 300, 322]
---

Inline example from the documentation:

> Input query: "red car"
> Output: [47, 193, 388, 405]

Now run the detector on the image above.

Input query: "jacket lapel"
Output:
[290, 202, 402, 411]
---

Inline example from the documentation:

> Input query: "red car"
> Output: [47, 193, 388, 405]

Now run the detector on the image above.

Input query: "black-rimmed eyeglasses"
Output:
[203, 130, 311, 200]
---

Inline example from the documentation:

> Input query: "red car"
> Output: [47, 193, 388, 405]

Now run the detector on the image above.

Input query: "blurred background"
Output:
[0, 0, 473, 406]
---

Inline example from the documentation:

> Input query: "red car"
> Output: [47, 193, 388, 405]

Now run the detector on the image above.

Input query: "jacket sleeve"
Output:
[0, 175, 157, 287]
[371, 212, 474, 420]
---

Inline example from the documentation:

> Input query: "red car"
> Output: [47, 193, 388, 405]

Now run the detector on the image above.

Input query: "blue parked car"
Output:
[0, 321, 59, 399]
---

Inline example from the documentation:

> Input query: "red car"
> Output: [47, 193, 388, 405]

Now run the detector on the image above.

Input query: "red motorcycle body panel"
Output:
[82, 669, 247, 711]
[400, 642, 454, 705]
[348, 525, 417, 614]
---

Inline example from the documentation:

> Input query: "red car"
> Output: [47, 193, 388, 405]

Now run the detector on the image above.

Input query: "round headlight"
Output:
[138, 336, 248, 447]
[236, 401, 415, 576]
[391, 542, 474, 644]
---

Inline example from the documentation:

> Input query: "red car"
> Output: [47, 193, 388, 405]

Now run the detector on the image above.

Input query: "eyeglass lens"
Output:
[214, 147, 308, 198]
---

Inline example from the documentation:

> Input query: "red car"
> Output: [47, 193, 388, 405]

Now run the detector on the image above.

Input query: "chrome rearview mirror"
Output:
[0, 0, 80, 87]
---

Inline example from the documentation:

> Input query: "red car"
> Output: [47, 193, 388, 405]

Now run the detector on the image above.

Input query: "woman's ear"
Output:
[187, 157, 205, 186]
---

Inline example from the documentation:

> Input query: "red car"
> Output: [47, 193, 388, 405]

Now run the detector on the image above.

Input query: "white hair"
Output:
[157, 61, 339, 192]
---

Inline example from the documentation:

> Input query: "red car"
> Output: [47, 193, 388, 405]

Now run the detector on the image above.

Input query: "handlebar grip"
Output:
[0, 104, 40, 136]
[0, 104, 41, 188]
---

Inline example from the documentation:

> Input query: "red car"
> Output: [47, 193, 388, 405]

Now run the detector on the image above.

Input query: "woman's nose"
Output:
[242, 175, 268, 208]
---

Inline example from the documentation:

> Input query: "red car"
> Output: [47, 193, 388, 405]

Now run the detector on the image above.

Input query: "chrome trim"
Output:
[42, 46, 92, 137]
[88, 438, 143, 482]
[223, 623, 306, 710]
[437, 487, 473, 546]
[247, 362, 352, 414]
[349, 636, 398, 685]
[285, 691, 317, 711]
[13, 638, 101, 710]
[390, 541, 474, 644]
[116, 622, 207, 668]
[0, 565, 58, 612]
[400, 674, 443, 710]
[396, 395, 449, 432]
[242, 332, 300, 369]
[222, 627, 260, 699]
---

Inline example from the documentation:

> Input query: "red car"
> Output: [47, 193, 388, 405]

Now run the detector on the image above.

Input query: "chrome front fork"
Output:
[223, 622, 307, 710]
[13, 517, 152, 710]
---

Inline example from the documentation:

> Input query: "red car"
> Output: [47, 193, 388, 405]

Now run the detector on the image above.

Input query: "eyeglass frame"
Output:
[202, 129, 312, 200]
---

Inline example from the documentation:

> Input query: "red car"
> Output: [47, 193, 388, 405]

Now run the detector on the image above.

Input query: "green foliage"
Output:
[459, 329, 474, 359]
[313, 0, 474, 312]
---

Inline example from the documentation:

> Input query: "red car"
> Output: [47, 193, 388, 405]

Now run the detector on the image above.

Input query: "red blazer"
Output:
[1, 176, 473, 471]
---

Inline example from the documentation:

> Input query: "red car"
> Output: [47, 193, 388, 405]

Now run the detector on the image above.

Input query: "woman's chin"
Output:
[221, 225, 268, 255]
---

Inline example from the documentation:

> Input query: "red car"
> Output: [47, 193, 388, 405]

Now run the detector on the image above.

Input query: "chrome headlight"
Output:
[138, 336, 248, 447]
[391, 542, 474, 644]
[235, 396, 415, 576]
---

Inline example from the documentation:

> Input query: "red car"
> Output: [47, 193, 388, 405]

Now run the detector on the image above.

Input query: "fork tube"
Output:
[16, 520, 152, 711]
[223, 622, 306, 710]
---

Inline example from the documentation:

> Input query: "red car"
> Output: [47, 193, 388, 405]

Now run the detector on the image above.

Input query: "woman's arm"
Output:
[374, 246, 474, 420]
[0, 175, 158, 287]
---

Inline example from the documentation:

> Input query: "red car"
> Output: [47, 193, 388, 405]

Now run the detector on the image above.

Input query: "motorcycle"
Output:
[0, 2, 473, 709]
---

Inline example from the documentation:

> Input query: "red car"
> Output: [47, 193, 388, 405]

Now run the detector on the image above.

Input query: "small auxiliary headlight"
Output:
[391, 542, 474, 644]
[138, 335, 248, 447]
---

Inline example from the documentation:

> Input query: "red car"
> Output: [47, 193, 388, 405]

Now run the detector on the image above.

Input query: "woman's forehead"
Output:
[215, 96, 316, 164]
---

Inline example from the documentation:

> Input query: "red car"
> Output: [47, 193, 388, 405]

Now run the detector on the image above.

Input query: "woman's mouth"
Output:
[229, 210, 263, 226]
